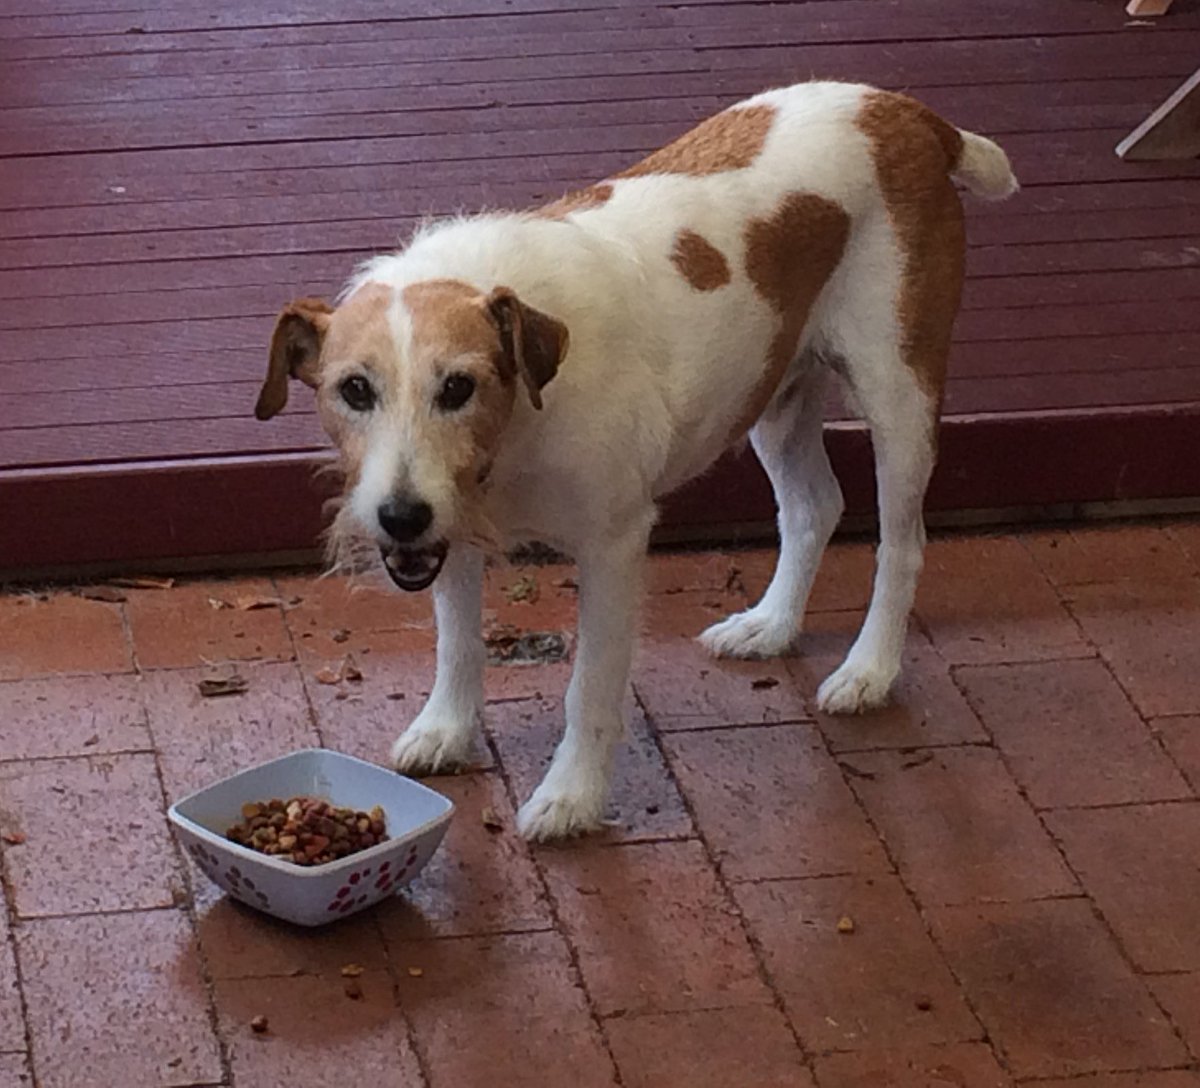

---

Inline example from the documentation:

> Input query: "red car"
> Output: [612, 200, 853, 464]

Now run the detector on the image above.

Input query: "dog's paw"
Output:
[698, 609, 795, 660]
[816, 661, 895, 715]
[390, 718, 472, 777]
[517, 784, 604, 843]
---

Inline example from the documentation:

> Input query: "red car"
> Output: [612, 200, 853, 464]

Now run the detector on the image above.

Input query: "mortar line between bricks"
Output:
[945, 661, 1198, 1068]
[632, 688, 818, 1078]
[268, 574, 327, 748]
[479, 723, 627, 1088]
[369, 903, 434, 1088]
[1013, 1061, 1200, 1084]
[807, 704, 1009, 1073]
[0, 817, 39, 1088]
[1035, 796, 1199, 816]
[136, 688, 236, 1088]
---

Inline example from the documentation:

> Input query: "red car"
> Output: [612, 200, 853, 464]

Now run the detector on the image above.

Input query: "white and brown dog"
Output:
[256, 82, 1016, 841]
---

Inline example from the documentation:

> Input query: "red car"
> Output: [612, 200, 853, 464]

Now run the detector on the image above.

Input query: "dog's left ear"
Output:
[486, 286, 569, 410]
[255, 297, 334, 421]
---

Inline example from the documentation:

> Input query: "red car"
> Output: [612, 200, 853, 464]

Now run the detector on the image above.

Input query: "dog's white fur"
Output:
[262, 82, 1017, 840]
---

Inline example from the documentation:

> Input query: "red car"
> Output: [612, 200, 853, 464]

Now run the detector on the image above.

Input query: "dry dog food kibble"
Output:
[226, 796, 388, 865]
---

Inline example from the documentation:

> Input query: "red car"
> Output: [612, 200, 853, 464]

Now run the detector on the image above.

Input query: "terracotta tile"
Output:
[0, 674, 150, 760]
[1030, 1073, 1200, 1088]
[126, 576, 293, 668]
[916, 534, 1090, 666]
[392, 931, 617, 1088]
[641, 588, 746, 641]
[1148, 972, 1200, 1059]
[0, 1055, 31, 1088]
[812, 1042, 1012, 1088]
[788, 611, 988, 751]
[1154, 716, 1200, 793]
[141, 661, 319, 803]
[1023, 523, 1199, 588]
[1047, 803, 1200, 973]
[736, 875, 979, 1052]
[847, 746, 1077, 906]
[0, 754, 180, 916]
[215, 972, 422, 1084]
[488, 697, 692, 842]
[636, 596, 810, 728]
[376, 771, 552, 938]
[929, 898, 1186, 1078]
[483, 559, 578, 631]
[736, 539, 878, 614]
[19, 910, 222, 1088]
[194, 880, 387, 980]
[291, 602, 435, 670]
[0, 592, 130, 680]
[662, 724, 889, 881]
[606, 1006, 813, 1088]
[1067, 577, 1200, 718]
[1170, 521, 1200, 570]
[541, 840, 767, 1016]
[645, 548, 748, 596]
[277, 568, 435, 659]
[486, 659, 574, 702]
[956, 659, 1189, 808]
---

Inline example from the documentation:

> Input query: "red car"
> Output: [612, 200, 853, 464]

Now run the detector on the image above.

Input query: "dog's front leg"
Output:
[517, 518, 651, 841]
[391, 545, 484, 774]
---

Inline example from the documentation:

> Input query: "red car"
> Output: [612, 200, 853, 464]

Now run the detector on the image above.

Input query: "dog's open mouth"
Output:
[381, 541, 448, 592]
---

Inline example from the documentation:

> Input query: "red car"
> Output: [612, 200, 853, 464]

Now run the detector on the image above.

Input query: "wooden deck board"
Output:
[2, 0, 1199, 571]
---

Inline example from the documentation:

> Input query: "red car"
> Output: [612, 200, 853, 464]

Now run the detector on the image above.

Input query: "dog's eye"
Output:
[339, 375, 376, 412]
[436, 373, 476, 411]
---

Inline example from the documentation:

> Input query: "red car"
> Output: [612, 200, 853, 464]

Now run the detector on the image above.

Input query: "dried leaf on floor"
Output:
[484, 623, 568, 665]
[77, 585, 127, 603]
[233, 594, 282, 611]
[481, 807, 504, 832]
[751, 677, 779, 690]
[340, 654, 364, 682]
[340, 963, 365, 978]
[504, 573, 540, 604]
[836, 915, 856, 934]
[108, 575, 175, 590]
[207, 596, 232, 610]
[331, 628, 351, 643]
[197, 672, 250, 697]
[314, 666, 341, 685]
[407, 966, 424, 978]
[249, 1015, 269, 1035]
[2, 832, 26, 846]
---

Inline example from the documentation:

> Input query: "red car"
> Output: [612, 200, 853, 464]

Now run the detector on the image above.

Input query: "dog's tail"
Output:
[952, 129, 1019, 201]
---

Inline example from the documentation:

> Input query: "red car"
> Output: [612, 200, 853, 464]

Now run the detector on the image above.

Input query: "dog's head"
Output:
[256, 278, 568, 590]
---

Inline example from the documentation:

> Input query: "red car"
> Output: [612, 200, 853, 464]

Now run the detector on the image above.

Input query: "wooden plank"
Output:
[5, 405, 1200, 573]
[1117, 68, 1200, 160]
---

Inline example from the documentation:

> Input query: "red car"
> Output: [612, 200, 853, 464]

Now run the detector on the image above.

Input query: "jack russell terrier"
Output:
[256, 81, 1017, 841]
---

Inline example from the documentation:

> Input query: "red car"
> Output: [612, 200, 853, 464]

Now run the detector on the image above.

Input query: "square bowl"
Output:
[168, 748, 454, 927]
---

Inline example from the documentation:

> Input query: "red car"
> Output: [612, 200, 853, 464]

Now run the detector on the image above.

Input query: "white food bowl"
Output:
[168, 748, 454, 927]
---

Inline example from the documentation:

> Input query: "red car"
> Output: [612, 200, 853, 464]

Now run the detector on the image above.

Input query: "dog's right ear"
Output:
[255, 298, 334, 421]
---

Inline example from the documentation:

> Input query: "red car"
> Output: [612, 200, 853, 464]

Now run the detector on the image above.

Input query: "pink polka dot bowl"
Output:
[168, 748, 454, 926]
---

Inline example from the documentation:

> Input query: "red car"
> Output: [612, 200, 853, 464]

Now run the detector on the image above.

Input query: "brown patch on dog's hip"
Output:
[670, 229, 731, 292]
[534, 183, 614, 219]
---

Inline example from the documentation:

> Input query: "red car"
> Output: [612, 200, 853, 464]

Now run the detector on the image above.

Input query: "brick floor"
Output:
[0, 518, 1198, 1085]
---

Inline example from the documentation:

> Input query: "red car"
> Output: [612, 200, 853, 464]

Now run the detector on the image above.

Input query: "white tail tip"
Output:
[954, 130, 1019, 201]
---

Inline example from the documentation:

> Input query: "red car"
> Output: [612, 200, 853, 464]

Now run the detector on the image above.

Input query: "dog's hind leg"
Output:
[391, 545, 485, 773]
[518, 512, 653, 841]
[699, 360, 843, 659]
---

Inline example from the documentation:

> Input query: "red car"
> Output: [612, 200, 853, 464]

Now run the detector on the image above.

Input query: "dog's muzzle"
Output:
[381, 541, 448, 592]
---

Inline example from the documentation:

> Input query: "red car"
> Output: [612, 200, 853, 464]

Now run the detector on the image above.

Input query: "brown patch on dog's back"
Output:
[535, 183, 614, 219]
[671, 229, 731, 291]
[855, 90, 966, 406]
[618, 104, 776, 179]
[730, 192, 850, 442]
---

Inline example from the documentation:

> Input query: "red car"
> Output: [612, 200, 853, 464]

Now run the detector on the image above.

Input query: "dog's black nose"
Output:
[377, 498, 433, 544]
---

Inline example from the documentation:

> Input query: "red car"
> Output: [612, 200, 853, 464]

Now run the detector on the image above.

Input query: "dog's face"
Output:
[256, 278, 568, 590]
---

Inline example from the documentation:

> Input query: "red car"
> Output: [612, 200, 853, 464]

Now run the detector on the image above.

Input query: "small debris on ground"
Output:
[197, 671, 249, 698]
[83, 733, 101, 747]
[207, 596, 232, 610]
[2, 832, 26, 846]
[504, 573, 540, 604]
[481, 807, 504, 832]
[838, 761, 876, 781]
[836, 915, 856, 934]
[77, 585, 127, 603]
[914, 995, 934, 1011]
[484, 623, 568, 665]
[233, 594, 282, 611]
[340, 654, 364, 682]
[331, 628, 351, 643]
[314, 666, 340, 685]
[751, 677, 779, 690]
[343, 979, 364, 1001]
[407, 966, 424, 978]
[901, 753, 934, 770]
[108, 575, 175, 590]
[552, 576, 578, 590]
[386, 692, 406, 701]
[340, 964, 365, 978]
[250, 1015, 269, 1035]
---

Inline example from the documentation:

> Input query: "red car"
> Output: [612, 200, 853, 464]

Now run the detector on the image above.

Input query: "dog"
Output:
[255, 82, 1017, 841]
